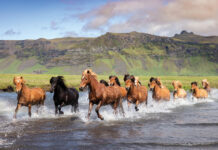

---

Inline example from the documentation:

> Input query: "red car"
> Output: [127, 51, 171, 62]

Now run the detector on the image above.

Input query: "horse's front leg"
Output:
[14, 103, 21, 119]
[95, 101, 104, 120]
[28, 104, 32, 117]
[87, 102, 93, 120]
[119, 98, 125, 117]
[135, 100, 139, 111]
[113, 101, 118, 115]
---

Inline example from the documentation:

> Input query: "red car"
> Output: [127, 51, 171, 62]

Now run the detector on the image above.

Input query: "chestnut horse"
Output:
[191, 82, 208, 98]
[79, 69, 124, 120]
[124, 75, 148, 111]
[109, 75, 127, 99]
[148, 77, 170, 101]
[13, 76, 46, 118]
[172, 81, 187, 99]
[202, 79, 211, 93]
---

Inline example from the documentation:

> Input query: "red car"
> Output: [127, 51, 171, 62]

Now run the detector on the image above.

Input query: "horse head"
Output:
[109, 75, 121, 86]
[172, 81, 182, 91]
[80, 69, 97, 91]
[13, 76, 25, 93]
[50, 76, 65, 93]
[191, 81, 198, 92]
[125, 76, 135, 91]
[202, 79, 209, 89]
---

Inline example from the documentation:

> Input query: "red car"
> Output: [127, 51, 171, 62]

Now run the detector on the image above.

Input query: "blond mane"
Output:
[82, 69, 98, 80]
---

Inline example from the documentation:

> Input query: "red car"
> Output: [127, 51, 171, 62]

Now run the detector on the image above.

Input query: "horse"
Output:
[148, 77, 170, 101]
[191, 82, 208, 99]
[124, 74, 141, 86]
[172, 81, 187, 99]
[13, 76, 46, 118]
[202, 79, 211, 93]
[79, 69, 124, 120]
[50, 76, 79, 114]
[109, 75, 127, 98]
[124, 75, 148, 111]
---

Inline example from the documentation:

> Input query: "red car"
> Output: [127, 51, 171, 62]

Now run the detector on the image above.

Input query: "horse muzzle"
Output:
[126, 87, 130, 91]
[79, 87, 84, 91]
[149, 88, 153, 91]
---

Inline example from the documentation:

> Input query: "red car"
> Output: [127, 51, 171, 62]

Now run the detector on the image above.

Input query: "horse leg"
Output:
[73, 103, 78, 113]
[55, 105, 58, 115]
[135, 100, 139, 111]
[95, 101, 104, 120]
[127, 101, 131, 111]
[14, 103, 21, 119]
[28, 104, 32, 117]
[119, 99, 125, 117]
[58, 106, 64, 114]
[87, 102, 93, 120]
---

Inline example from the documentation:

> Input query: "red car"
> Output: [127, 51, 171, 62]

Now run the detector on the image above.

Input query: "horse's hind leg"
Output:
[28, 104, 32, 117]
[87, 102, 93, 120]
[14, 103, 21, 119]
[95, 101, 104, 120]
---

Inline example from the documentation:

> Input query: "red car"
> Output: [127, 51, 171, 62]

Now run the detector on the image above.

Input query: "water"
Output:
[0, 90, 218, 150]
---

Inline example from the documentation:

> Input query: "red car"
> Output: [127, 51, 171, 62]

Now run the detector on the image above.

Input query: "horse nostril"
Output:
[79, 87, 83, 91]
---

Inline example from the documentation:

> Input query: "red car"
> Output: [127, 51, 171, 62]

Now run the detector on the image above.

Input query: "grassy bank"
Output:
[0, 74, 218, 92]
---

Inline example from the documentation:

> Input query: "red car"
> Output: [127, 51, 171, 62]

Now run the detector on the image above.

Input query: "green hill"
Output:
[0, 30, 218, 75]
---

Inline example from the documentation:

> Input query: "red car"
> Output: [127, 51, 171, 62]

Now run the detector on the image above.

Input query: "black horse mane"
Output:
[191, 81, 198, 86]
[100, 80, 109, 86]
[57, 76, 68, 90]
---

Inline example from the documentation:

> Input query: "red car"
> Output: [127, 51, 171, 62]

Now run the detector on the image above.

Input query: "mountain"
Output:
[0, 30, 218, 75]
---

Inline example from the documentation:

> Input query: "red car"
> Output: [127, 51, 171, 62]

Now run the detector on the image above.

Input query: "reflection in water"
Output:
[0, 89, 218, 149]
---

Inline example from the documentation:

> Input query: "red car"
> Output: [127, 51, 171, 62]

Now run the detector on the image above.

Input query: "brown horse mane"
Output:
[82, 69, 98, 80]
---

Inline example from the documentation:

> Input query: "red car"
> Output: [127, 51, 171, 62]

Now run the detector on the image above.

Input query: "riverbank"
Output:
[0, 74, 218, 92]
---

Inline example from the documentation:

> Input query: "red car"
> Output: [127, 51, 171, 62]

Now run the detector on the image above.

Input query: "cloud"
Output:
[4, 29, 20, 36]
[61, 31, 78, 37]
[79, 0, 218, 36]
[50, 21, 59, 30]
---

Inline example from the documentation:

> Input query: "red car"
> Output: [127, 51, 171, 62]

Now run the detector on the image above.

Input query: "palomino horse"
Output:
[148, 77, 170, 101]
[202, 79, 211, 93]
[172, 81, 187, 99]
[124, 75, 148, 111]
[79, 69, 124, 120]
[191, 82, 208, 98]
[50, 76, 79, 114]
[13, 76, 46, 118]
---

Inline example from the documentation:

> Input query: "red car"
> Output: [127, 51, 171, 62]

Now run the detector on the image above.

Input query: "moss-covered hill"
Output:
[0, 30, 218, 75]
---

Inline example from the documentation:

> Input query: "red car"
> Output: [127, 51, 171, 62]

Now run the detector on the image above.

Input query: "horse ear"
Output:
[155, 79, 161, 86]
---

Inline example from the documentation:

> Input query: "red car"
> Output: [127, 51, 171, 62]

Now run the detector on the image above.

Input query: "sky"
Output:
[1, 0, 218, 40]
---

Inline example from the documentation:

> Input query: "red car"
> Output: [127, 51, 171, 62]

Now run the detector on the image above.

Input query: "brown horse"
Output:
[172, 81, 187, 99]
[148, 77, 170, 101]
[124, 75, 148, 111]
[13, 76, 46, 118]
[109, 75, 127, 99]
[202, 79, 211, 93]
[191, 82, 208, 98]
[79, 69, 124, 120]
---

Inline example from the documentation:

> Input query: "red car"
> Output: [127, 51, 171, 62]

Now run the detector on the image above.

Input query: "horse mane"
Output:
[124, 74, 130, 81]
[191, 81, 198, 86]
[149, 77, 155, 82]
[83, 69, 98, 80]
[57, 76, 67, 89]
[115, 76, 121, 86]
[100, 80, 109, 86]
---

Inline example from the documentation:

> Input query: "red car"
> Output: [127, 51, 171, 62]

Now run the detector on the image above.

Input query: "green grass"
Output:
[1, 74, 218, 92]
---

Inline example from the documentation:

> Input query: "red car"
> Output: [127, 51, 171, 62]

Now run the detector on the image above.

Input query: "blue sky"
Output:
[1, 0, 218, 40]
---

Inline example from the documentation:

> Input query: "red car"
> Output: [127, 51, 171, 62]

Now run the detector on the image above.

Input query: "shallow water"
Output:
[0, 90, 218, 150]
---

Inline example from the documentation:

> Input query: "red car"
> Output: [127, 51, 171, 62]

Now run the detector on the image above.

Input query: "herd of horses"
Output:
[13, 69, 211, 120]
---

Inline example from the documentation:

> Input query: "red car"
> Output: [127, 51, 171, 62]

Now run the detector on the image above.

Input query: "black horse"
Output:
[50, 76, 79, 114]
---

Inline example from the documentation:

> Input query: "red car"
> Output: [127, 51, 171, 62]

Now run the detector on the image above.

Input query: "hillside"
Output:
[0, 30, 218, 75]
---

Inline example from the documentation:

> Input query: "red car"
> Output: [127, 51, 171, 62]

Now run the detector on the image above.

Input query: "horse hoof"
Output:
[100, 117, 104, 120]
[135, 107, 139, 111]
[59, 111, 64, 114]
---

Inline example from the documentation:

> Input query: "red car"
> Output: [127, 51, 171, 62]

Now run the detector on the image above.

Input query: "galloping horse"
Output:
[172, 81, 187, 99]
[13, 76, 46, 118]
[109, 75, 127, 99]
[79, 69, 124, 120]
[124, 75, 148, 111]
[202, 79, 211, 93]
[191, 82, 208, 99]
[50, 76, 79, 114]
[148, 77, 170, 101]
